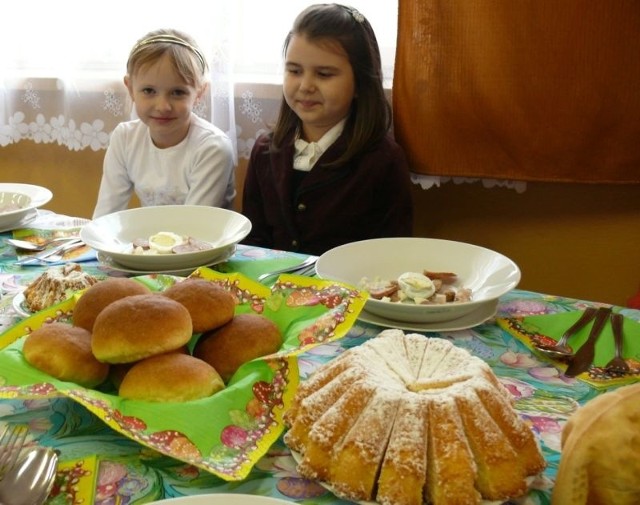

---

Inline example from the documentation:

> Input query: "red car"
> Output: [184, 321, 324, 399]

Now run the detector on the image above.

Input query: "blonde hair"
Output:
[126, 28, 208, 88]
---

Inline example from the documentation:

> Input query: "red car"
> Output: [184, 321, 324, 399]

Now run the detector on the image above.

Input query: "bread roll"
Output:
[92, 294, 192, 364]
[162, 278, 235, 333]
[119, 353, 225, 402]
[194, 313, 282, 382]
[552, 382, 640, 505]
[73, 277, 151, 331]
[23, 322, 109, 388]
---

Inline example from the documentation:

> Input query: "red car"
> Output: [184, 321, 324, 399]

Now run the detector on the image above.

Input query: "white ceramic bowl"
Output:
[81, 205, 252, 271]
[0, 183, 53, 229]
[316, 237, 521, 323]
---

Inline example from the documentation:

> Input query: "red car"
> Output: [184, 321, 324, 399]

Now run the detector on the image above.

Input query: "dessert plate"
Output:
[356, 299, 499, 333]
[149, 493, 295, 504]
[12, 292, 30, 318]
[97, 245, 235, 276]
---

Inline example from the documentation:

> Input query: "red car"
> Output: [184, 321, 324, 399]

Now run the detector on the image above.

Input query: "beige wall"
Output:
[2, 140, 639, 306]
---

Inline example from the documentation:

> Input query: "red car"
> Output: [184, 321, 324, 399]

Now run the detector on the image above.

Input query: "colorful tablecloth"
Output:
[1, 214, 638, 504]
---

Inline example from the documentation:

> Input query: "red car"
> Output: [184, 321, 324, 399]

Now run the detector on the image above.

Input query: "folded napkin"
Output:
[498, 310, 640, 388]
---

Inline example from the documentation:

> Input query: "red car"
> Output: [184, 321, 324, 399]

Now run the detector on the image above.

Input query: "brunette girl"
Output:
[242, 4, 413, 255]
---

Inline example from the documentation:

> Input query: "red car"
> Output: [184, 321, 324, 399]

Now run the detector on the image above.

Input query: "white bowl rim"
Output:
[316, 236, 521, 310]
[0, 191, 32, 211]
[80, 205, 252, 270]
[0, 183, 53, 217]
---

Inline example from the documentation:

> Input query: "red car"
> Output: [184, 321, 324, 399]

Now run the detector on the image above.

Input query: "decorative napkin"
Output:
[0, 268, 367, 481]
[498, 310, 640, 388]
[10, 211, 96, 264]
[215, 244, 316, 282]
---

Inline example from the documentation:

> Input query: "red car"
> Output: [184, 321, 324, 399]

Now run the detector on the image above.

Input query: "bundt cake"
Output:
[284, 329, 545, 505]
[23, 263, 99, 312]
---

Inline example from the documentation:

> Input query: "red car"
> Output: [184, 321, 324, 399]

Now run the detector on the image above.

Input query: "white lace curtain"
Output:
[0, 1, 396, 160]
[0, 0, 524, 191]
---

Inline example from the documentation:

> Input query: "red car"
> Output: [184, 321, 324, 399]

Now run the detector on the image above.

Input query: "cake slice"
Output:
[297, 381, 377, 481]
[377, 394, 429, 505]
[426, 397, 481, 505]
[330, 388, 400, 501]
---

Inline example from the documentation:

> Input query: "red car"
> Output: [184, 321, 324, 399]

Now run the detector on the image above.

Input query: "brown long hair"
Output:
[272, 4, 391, 166]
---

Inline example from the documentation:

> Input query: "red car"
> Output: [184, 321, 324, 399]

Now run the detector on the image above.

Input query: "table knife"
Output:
[564, 306, 611, 377]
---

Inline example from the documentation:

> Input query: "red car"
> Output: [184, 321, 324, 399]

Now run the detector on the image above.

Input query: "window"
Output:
[1, 1, 398, 84]
[0, 1, 397, 155]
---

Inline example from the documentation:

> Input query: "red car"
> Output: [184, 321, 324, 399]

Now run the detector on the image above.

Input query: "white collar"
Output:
[293, 119, 346, 171]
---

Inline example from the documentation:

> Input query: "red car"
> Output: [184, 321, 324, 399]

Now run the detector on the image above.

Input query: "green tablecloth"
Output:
[1, 221, 639, 504]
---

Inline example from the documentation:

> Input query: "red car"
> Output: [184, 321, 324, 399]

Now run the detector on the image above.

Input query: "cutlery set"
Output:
[0, 425, 58, 505]
[12, 238, 85, 266]
[537, 306, 631, 377]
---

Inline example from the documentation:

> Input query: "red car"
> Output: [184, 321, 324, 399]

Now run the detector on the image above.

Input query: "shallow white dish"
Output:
[0, 190, 31, 213]
[316, 237, 520, 324]
[81, 205, 251, 271]
[0, 184, 52, 229]
[357, 298, 498, 332]
[96, 245, 235, 276]
[0, 209, 38, 233]
[150, 495, 293, 505]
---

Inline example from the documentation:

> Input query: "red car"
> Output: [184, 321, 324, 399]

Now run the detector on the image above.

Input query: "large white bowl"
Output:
[0, 183, 53, 229]
[81, 205, 251, 271]
[316, 237, 521, 323]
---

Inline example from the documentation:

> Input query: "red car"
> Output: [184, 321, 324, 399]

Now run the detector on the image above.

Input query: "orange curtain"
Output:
[393, 0, 640, 183]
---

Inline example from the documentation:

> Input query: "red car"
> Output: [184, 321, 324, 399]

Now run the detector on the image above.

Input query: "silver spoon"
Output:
[5, 236, 78, 251]
[0, 446, 58, 505]
[536, 307, 598, 359]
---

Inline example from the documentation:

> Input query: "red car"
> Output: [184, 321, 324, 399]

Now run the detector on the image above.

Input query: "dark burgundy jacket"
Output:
[241, 130, 414, 255]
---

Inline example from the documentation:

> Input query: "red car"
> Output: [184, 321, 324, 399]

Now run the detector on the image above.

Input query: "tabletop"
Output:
[0, 212, 638, 505]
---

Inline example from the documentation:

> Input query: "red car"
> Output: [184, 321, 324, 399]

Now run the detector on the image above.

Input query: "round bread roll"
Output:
[92, 294, 192, 364]
[162, 278, 235, 333]
[23, 322, 109, 388]
[552, 382, 640, 505]
[73, 277, 151, 331]
[194, 313, 282, 382]
[119, 353, 225, 402]
[109, 345, 190, 388]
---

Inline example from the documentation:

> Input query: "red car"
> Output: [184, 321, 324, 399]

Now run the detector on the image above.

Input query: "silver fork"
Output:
[606, 312, 629, 374]
[15, 238, 84, 265]
[257, 256, 317, 283]
[40, 240, 87, 263]
[0, 425, 28, 479]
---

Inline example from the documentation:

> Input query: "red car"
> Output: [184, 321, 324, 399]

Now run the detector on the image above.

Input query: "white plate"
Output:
[97, 245, 235, 276]
[0, 183, 52, 229]
[81, 205, 251, 271]
[316, 237, 519, 324]
[12, 292, 31, 318]
[150, 495, 293, 505]
[0, 209, 38, 233]
[356, 298, 499, 332]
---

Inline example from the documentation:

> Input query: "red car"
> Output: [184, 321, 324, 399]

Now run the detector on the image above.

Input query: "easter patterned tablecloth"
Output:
[2, 222, 639, 504]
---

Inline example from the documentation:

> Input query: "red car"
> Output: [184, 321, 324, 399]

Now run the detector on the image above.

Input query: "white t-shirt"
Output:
[93, 114, 236, 218]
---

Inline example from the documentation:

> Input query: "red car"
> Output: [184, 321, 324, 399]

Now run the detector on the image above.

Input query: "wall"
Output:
[2, 140, 640, 306]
